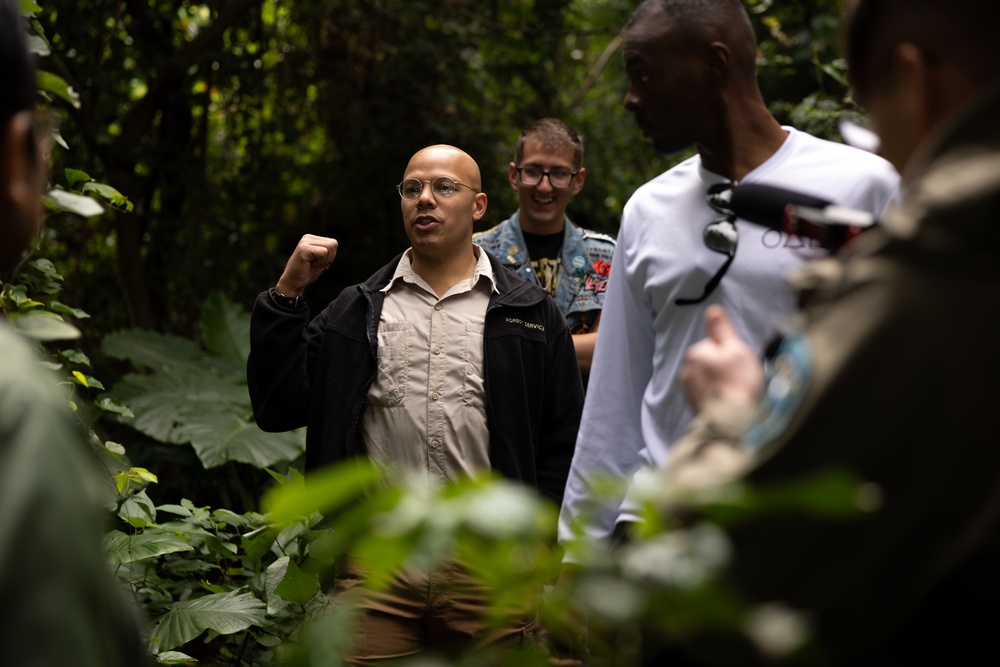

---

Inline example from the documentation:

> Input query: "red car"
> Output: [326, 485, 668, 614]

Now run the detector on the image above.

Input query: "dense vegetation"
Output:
[38, 0, 850, 338]
[5, 0, 872, 664]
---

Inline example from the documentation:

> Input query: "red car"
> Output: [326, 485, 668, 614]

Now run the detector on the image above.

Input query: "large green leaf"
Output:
[263, 459, 383, 525]
[35, 70, 80, 107]
[104, 530, 194, 565]
[149, 590, 267, 654]
[181, 411, 304, 469]
[81, 181, 133, 211]
[44, 188, 102, 217]
[104, 367, 249, 444]
[264, 557, 292, 616]
[119, 489, 158, 528]
[201, 292, 251, 365]
[241, 525, 278, 566]
[102, 329, 205, 371]
[11, 311, 81, 341]
[17, 0, 42, 15]
[265, 556, 319, 614]
[274, 557, 320, 606]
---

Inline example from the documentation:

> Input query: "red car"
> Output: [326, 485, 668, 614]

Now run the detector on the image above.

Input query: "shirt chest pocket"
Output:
[462, 322, 485, 408]
[372, 322, 412, 407]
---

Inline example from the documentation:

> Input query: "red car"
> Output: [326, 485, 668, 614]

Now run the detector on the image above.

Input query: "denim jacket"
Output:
[473, 212, 616, 333]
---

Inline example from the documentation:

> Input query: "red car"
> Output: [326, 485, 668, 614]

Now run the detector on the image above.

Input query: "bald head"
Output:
[405, 144, 482, 192]
[626, 0, 758, 84]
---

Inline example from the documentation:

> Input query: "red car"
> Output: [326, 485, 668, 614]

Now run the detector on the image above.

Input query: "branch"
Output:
[566, 31, 624, 112]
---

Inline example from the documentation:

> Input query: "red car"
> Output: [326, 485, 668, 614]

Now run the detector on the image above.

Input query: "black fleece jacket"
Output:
[247, 251, 584, 507]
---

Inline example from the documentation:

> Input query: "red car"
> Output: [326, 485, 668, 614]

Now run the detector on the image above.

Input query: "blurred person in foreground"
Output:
[656, 0, 1000, 663]
[248, 144, 583, 663]
[475, 118, 615, 385]
[0, 2, 150, 665]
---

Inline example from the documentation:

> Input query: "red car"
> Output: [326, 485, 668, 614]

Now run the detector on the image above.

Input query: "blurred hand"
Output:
[680, 305, 763, 412]
[275, 234, 338, 296]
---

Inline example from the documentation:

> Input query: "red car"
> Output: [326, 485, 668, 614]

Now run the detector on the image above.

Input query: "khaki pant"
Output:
[332, 558, 540, 665]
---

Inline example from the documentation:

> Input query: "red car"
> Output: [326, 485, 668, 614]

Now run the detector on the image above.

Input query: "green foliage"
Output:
[28, 0, 865, 343]
[101, 292, 305, 469]
[249, 461, 876, 666]
[150, 590, 269, 654]
[1, 259, 82, 341]
[107, 484, 321, 662]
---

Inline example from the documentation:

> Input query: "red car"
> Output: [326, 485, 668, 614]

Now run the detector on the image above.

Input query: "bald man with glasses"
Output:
[248, 144, 583, 662]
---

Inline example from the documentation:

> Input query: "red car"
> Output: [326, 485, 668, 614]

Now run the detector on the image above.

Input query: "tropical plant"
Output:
[101, 292, 304, 472]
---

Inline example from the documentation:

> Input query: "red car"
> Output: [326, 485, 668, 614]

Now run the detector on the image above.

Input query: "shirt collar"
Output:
[470, 244, 499, 293]
[381, 246, 498, 294]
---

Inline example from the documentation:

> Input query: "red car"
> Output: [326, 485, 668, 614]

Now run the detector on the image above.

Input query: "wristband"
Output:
[269, 287, 305, 309]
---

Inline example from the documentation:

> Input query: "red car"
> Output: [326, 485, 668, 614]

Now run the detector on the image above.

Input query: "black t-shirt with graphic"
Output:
[522, 230, 564, 298]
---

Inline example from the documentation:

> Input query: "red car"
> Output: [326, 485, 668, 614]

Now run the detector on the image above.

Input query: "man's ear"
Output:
[472, 192, 488, 221]
[0, 111, 43, 271]
[570, 166, 586, 196]
[0, 111, 35, 212]
[706, 42, 731, 80]
[892, 43, 936, 129]
[508, 162, 520, 190]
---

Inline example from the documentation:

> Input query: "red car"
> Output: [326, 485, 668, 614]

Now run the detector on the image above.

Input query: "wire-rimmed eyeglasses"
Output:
[397, 177, 478, 200]
[514, 165, 580, 189]
[675, 183, 738, 306]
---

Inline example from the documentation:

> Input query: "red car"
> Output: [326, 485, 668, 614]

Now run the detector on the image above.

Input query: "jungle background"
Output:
[5, 0, 871, 664]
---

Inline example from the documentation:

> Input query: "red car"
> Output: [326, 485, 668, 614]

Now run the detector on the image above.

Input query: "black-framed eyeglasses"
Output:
[675, 201, 739, 309]
[514, 165, 579, 189]
[397, 177, 478, 200]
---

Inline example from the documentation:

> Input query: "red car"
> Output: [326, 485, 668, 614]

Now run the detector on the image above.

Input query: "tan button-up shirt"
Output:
[361, 247, 497, 485]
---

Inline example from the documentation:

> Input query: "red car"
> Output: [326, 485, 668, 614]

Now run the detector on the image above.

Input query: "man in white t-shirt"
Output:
[557, 0, 899, 552]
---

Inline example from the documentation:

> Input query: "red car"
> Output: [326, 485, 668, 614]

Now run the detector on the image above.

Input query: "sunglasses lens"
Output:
[704, 220, 738, 255]
[706, 183, 734, 214]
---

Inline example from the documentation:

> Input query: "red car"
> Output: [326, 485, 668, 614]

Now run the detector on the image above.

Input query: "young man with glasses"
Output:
[558, 0, 899, 555]
[643, 0, 1000, 662]
[474, 118, 615, 378]
[248, 144, 584, 662]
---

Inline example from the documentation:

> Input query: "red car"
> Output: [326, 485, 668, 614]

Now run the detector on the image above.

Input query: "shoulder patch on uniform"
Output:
[744, 335, 812, 450]
[472, 224, 503, 239]
[580, 229, 617, 245]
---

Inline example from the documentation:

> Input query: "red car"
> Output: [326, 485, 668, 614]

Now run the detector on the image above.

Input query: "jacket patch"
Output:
[505, 317, 545, 332]
[745, 335, 812, 450]
[583, 275, 608, 294]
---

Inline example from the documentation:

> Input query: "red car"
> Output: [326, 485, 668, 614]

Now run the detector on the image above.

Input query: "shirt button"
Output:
[430, 439, 440, 449]
[434, 304, 443, 311]
[431, 392, 440, 401]
[433, 346, 442, 354]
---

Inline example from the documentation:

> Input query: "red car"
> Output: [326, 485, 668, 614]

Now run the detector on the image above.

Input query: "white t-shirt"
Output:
[558, 127, 900, 551]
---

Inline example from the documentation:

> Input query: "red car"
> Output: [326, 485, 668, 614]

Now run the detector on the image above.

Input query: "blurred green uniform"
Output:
[0, 322, 150, 667]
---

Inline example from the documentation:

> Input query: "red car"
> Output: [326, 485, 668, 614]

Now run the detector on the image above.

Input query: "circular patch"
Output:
[571, 255, 586, 269]
[744, 335, 812, 450]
